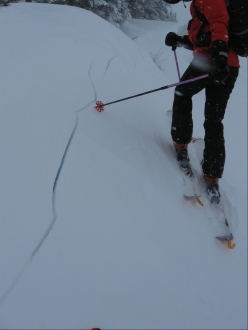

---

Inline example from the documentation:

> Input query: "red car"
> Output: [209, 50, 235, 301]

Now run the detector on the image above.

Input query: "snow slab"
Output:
[0, 3, 247, 329]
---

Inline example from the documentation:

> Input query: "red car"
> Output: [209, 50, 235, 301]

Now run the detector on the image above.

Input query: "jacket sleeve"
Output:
[201, 0, 229, 45]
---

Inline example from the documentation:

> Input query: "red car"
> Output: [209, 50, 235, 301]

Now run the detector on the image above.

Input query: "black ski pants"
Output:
[171, 57, 239, 178]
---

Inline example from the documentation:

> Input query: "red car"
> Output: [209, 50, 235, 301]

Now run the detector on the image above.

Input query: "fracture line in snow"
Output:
[0, 63, 98, 306]
[31, 112, 80, 259]
[34, 60, 98, 254]
[103, 56, 117, 77]
[0, 57, 113, 304]
[28, 62, 97, 258]
[0, 261, 28, 305]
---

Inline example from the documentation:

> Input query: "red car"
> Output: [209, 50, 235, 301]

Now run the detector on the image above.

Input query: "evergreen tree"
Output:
[127, 0, 145, 19]
[103, 0, 131, 26]
[128, 0, 175, 22]
[0, 0, 10, 6]
[89, 0, 131, 26]
[1, 0, 20, 6]
[32, 0, 176, 24]
[60, 0, 130, 26]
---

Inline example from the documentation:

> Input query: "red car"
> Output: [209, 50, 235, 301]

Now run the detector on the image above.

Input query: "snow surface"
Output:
[0, 3, 247, 329]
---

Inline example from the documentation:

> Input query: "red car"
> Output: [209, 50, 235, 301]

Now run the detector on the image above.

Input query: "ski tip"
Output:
[216, 236, 236, 249]
[95, 100, 104, 112]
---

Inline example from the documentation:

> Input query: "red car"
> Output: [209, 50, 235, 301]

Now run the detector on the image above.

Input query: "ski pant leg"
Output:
[171, 58, 210, 144]
[202, 66, 239, 178]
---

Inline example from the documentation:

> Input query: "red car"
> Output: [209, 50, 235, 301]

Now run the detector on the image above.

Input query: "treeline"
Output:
[1, 0, 176, 26]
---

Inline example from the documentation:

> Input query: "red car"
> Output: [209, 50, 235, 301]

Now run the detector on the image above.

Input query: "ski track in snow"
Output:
[0, 59, 112, 305]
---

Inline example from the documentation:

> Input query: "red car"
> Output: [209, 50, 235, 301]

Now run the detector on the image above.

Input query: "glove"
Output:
[210, 40, 230, 85]
[210, 55, 230, 85]
[165, 32, 181, 50]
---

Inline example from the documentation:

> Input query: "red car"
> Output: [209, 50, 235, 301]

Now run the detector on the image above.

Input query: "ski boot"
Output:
[205, 177, 220, 204]
[174, 143, 192, 178]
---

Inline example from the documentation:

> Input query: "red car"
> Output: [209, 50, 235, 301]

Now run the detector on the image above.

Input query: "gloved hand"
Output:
[165, 32, 181, 50]
[210, 40, 230, 85]
[210, 55, 230, 85]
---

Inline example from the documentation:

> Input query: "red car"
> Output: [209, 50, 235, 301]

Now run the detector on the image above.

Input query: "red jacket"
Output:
[188, 0, 240, 67]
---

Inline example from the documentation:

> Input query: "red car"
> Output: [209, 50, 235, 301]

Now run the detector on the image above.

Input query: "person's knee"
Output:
[174, 89, 184, 97]
[173, 88, 192, 104]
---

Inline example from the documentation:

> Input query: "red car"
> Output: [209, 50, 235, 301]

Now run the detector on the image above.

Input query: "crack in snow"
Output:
[0, 63, 97, 305]
[103, 55, 117, 77]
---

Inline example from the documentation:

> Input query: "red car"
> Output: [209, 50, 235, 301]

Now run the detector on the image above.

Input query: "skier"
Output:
[163, 0, 240, 203]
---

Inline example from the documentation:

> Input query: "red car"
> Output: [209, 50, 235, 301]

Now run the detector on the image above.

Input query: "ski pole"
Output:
[173, 49, 181, 80]
[95, 74, 209, 112]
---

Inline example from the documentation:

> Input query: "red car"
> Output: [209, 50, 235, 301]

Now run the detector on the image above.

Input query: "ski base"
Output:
[184, 195, 204, 206]
[216, 233, 233, 241]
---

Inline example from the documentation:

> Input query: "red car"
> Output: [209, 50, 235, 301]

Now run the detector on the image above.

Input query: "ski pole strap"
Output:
[95, 74, 209, 111]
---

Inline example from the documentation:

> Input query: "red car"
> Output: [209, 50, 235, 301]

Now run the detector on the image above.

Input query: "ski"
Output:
[166, 110, 235, 249]
[166, 110, 203, 206]
[191, 137, 236, 249]
[179, 161, 203, 206]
